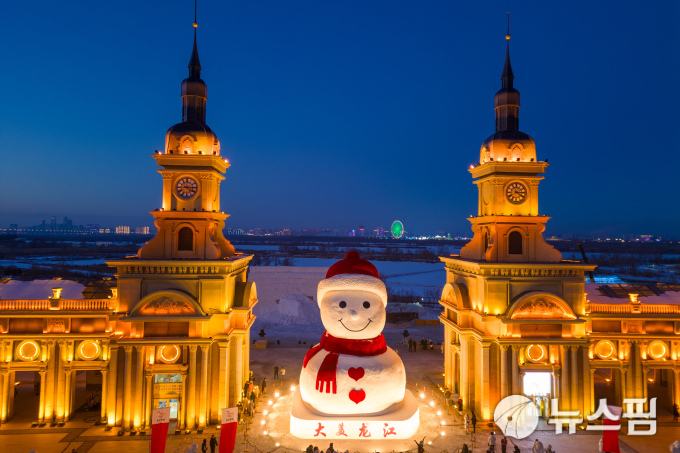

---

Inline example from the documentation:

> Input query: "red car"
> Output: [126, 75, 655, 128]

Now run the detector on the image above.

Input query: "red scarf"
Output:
[303, 331, 387, 394]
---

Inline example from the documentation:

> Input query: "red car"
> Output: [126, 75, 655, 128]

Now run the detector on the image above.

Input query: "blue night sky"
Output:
[1, 1, 678, 236]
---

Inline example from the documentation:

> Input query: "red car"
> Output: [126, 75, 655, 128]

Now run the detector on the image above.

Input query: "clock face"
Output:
[506, 182, 527, 204]
[176, 177, 198, 199]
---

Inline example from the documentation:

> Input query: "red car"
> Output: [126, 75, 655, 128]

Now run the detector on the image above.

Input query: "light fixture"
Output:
[275, 392, 280, 398]
[420, 393, 425, 399]
[290, 386, 296, 391]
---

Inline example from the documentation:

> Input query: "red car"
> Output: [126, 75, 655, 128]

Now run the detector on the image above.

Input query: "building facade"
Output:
[0, 21, 256, 431]
[439, 28, 680, 423]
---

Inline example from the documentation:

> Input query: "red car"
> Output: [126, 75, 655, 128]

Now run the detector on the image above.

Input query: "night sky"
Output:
[1, 1, 678, 237]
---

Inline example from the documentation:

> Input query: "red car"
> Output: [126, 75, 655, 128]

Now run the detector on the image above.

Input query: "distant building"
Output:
[134, 226, 150, 235]
[115, 226, 130, 234]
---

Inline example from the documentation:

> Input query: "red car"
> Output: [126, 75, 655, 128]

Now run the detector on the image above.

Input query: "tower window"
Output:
[178, 227, 194, 251]
[508, 231, 523, 255]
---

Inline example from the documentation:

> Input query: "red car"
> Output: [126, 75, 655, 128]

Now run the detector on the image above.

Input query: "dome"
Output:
[165, 122, 220, 156]
[480, 130, 536, 164]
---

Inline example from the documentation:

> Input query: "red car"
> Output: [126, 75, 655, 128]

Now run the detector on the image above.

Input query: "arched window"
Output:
[177, 227, 194, 251]
[508, 231, 523, 255]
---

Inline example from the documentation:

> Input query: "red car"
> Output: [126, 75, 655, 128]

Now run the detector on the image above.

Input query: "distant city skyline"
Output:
[1, 1, 678, 236]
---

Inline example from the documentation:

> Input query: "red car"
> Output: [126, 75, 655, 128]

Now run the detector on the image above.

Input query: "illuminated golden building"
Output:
[0, 20, 256, 431]
[439, 25, 680, 422]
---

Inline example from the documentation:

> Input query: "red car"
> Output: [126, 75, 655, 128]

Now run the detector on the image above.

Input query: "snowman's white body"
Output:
[300, 345, 406, 415]
[291, 259, 419, 439]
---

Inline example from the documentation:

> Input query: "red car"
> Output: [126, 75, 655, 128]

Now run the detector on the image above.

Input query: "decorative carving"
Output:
[512, 299, 567, 319]
[625, 321, 642, 334]
[139, 297, 196, 316]
[48, 318, 65, 333]
[161, 172, 174, 179]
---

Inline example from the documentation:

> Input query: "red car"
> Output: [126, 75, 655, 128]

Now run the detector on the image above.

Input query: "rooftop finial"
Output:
[188, 0, 201, 75]
[501, 11, 514, 82]
[506, 11, 510, 41]
[193, 0, 198, 28]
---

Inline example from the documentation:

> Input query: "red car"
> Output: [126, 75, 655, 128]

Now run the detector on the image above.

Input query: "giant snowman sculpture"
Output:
[290, 251, 419, 439]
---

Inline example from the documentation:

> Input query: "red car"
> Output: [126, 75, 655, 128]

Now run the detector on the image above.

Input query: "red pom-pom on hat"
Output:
[326, 250, 380, 279]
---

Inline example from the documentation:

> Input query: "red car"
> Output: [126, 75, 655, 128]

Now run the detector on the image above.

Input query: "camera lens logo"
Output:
[494, 395, 540, 439]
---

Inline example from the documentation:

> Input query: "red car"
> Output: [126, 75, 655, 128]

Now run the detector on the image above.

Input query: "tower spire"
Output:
[181, 0, 207, 123]
[493, 11, 519, 132]
[501, 12, 514, 86]
[188, 0, 201, 78]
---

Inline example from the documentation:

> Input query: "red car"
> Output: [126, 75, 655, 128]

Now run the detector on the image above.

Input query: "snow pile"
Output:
[0, 279, 85, 299]
[249, 267, 326, 327]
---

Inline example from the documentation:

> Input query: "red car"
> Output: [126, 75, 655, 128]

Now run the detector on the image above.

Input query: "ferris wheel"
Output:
[391, 220, 404, 239]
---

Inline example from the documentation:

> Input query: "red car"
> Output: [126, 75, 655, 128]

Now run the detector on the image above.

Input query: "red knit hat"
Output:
[325, 250, 380, 279]
[318, 251, 387, 306]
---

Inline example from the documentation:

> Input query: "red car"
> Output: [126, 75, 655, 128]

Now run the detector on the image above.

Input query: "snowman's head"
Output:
[317, 251, 387, 340]
[320, 289, 386, 339]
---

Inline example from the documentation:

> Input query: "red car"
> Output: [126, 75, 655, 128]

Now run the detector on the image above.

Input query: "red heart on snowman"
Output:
[349, 389, 366, 404]
[348, 367, 364, 381]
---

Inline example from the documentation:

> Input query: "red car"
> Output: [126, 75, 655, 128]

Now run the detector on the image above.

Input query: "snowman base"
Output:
[290, 389, 419, 439]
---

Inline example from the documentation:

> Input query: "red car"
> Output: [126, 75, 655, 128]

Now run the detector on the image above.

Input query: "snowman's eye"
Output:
[363, 301, 370, 309]
[339, 301, 347, 308]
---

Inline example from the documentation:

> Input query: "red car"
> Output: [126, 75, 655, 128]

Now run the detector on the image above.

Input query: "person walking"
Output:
[281, 367, 286, 380]
[488, 431, 497, 452]
[471, 410, 477, 433]
[209, 434, 218, 453]
[274, 365, 279, 378]
[201, 439, 208, 453]
[674, 403, 680, 422]
[306, 446, 314, 453]
[262, 377, 267, 394]
[501, 436, 508, 453]
[464, 414, 470, 433]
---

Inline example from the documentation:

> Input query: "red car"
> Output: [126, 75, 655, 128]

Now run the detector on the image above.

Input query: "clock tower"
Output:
[106, 16, 256, 432]
[439, 15, 596, 422]
[459, 25, 561, 263]
[138, 22, 234, 260]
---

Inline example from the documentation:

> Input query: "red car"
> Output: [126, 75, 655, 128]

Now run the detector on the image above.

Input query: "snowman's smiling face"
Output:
[320, 290, 386, 339]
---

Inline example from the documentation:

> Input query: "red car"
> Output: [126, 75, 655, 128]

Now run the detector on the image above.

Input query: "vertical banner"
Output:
[219, 407, 238, 453]
[603, 405, 622, 453]
[151, 407, 171, 453]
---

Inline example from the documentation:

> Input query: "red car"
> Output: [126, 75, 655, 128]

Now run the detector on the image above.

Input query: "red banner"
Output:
[151, 407, 171, 453]
[219, 407, 238, 453]
[603, 405, 622, 453]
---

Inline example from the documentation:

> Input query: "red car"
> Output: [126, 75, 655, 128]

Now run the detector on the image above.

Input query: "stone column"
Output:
[44, 341, 56, 424]
[217, 342, 230, 416]
[560, 345, 569, 410]
[1, 371, 9, 422]
[480, 341, 492, 420]
[199, 345, 209, 428]
[107, 346, 119, 426]
[454, 351, 460, 394]
[38, 370, 47, 424]
[134, 346, 145, 430]
[582, 347, 591, 417]
[145, 374, 153, 430]
[444, 329, 452, 390]
[229, 336, 243, 406]
[620, 368, 627, 405]
[589, 368, 596, 413]
[674, 370, 680, 407]
[179, 373, 187, 430]
[100, 369, 108, 423]
[570, 346, 578, 412]
[500, 345, 508, 399]
[511, 346, 519, 395]
[55, 341, 66, 423]
[64, 370, 73, 421]
[460, 336, 469, 409]
[187, 345, 197, 429]
[642, 365, 649, 411]
[123, 346, 133, 430]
